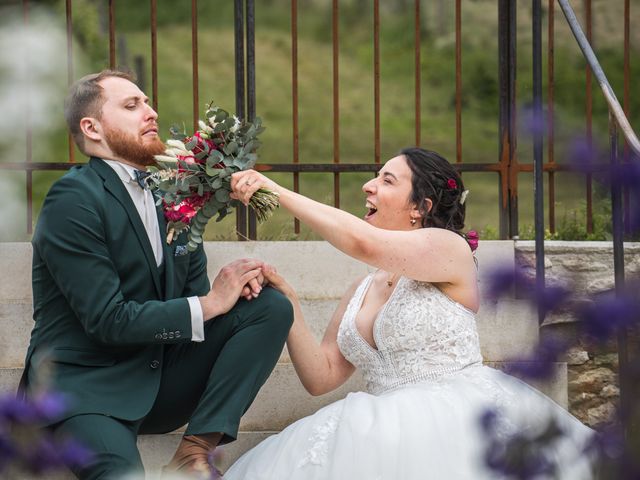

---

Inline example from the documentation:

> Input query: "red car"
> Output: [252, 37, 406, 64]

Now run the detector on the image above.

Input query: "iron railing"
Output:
[5, 0, 636, 242]
[533, 0, 639, 437]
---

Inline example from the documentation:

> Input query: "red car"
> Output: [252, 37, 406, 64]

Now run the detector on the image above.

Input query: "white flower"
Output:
[459, 189, 470, 205]
[198, 120, 213, 134]
[167, 138, 188, 152]
[230, 115, 241, 133]
[154, 154, 179, 163]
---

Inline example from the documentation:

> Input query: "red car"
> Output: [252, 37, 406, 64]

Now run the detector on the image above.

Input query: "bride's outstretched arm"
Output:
[230, 171, 473, 285]
[262, 265, 358, 396]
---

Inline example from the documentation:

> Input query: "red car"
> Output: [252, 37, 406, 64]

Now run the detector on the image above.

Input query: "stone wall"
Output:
[514, 241, 640, 428]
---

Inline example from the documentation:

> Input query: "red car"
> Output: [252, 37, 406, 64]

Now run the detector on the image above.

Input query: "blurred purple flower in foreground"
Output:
[0, 391, 93, 476]
[483, 266, 640, 479]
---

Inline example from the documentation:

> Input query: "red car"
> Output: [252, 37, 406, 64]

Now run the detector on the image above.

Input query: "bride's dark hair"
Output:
[401, 147, 468, 236]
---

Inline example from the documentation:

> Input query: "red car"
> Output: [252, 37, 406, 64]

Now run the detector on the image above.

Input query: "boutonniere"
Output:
[148, 103, 279, 250]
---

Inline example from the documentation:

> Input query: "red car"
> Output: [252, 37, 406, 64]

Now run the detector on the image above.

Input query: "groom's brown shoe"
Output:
[162, 434, 223, 479]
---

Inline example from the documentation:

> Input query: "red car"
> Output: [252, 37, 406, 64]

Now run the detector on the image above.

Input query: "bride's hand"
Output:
[230, 170, 280, 206]
[261, 264, 296, 299]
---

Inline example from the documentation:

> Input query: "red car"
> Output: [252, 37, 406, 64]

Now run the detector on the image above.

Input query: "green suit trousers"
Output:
[55, 287, 293, 480]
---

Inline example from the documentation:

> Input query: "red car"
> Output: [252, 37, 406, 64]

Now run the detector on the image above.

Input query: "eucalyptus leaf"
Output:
[202, 202, 217, 217]
[215, 189, 230, 203]
[215, 110, 229, 122]
[187, 240, 199, 252]
[184, 138, 197, 150]
[208, 150, 224, 165]
[223, 141, 238, 155]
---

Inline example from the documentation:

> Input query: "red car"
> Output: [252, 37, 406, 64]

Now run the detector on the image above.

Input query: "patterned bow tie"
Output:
[134, 169, 152, 190]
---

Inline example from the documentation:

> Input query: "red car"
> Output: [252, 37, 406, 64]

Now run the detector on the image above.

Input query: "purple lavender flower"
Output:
[578, 292, 638, 339]
[521, 104, 546, 138]
[483, 415, 564, 480]
[507, 335, 569, 380]
[567, 135, 604, 173]
[486, 265, 529, 300]
[32, 391, 68, 423]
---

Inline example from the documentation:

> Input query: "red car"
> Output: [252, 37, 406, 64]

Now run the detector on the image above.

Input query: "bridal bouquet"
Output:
[150, 103, 279, 251]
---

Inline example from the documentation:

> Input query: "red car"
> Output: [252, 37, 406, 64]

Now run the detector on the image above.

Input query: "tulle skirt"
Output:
[225, 365, 595, 480]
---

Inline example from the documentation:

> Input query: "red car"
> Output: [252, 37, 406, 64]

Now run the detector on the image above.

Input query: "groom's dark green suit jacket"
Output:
[23, 157, 210, 423]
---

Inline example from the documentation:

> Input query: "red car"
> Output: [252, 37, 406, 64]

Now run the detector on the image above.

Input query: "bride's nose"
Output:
[362, 178, 376, 194]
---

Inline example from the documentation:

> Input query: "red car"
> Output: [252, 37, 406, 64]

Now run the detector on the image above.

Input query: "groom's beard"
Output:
[104, 127, 165, 167]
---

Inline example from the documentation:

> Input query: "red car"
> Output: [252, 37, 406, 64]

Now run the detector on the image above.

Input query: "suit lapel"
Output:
[90, 157, 163, 298]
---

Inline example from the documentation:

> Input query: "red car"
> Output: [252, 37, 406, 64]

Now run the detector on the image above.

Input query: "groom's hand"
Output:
[199, 259, 264, 320]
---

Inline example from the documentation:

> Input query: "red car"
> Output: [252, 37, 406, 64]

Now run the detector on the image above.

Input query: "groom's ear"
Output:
[79, 117, 103, 142]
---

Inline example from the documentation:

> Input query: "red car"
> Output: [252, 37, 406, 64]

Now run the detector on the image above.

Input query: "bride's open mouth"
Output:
[365, 201, 377, 220]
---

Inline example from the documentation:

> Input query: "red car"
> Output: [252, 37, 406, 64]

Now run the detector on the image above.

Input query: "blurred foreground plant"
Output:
[0, 391, 93, 476]
[481, 265, 640, 479]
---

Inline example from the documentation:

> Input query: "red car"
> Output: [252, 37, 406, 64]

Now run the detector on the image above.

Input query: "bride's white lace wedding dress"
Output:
[225, 275, 595, 479]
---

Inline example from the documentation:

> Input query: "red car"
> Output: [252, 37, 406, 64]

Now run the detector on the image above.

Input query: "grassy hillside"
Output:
[6, 0, 638, 240]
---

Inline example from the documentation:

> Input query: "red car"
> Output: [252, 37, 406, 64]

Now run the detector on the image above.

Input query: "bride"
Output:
[226, 147, 594, 479]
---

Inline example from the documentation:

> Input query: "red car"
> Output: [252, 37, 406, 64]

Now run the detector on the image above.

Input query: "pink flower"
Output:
[466, 230, 479, 252]
[447, 179, 458, 190]
[163, 193, 211, 225]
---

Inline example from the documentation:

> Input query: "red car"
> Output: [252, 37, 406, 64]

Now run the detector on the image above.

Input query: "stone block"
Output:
[476, 298, 538, 361]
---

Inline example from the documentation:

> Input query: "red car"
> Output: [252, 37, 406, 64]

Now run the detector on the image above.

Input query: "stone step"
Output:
[0, 238, 534, 367]
[3, 357, 567, 478]
[0, 357, 567, 431]
[6, 430, 273, 479]
[0, 240, 515, 302]
[0, 295, 540, 367]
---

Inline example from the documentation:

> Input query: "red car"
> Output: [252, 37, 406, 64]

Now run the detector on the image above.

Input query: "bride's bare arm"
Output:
[263, 265, 359, 396]
[230, 171, 474, 286]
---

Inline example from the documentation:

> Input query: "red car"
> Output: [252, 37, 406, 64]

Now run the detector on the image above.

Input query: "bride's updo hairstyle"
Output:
[401, 147, 467, 234]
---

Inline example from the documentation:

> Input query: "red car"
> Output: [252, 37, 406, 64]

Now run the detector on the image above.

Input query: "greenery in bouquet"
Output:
[149, 103, 279, 251]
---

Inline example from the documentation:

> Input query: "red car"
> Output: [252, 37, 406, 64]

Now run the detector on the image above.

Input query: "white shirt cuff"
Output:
[187, 296, 205, 342]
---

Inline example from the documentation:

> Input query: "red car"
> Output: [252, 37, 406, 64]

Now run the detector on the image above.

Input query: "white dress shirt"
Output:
[103, 159, 204, 342]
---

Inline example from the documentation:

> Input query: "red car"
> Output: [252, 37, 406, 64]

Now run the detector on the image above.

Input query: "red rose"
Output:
[447, 179, 457, 190]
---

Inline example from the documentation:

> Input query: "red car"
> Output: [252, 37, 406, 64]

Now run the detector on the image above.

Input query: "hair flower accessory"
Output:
[465, 230, 479, 252]
[460, 189, 470, 205]
[447, 178, 458, 190]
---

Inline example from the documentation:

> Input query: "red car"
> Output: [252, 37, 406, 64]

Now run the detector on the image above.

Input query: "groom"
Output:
[20, 70, 293, 479]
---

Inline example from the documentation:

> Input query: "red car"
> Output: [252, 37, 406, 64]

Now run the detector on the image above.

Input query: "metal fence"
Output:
[5, 0, 637, 241]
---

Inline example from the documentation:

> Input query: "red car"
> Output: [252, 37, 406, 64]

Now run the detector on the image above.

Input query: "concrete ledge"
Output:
[0, 240, 518, 301]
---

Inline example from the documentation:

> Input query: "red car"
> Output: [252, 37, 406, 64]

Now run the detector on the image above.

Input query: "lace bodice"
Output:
[337, 274, 483, 394]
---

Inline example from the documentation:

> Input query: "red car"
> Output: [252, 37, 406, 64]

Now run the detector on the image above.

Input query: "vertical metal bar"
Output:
[547, 0, 555, 233]
[584, 0, 593, 233]
[65, 0, 75, 163]
[191, 0, 199, 132]
[332, 0, 340, 208]
[150, 0, 158, 113]
[374, 0, 380, 162]
[498, 0, 517, 239]
[291, 0, 300, 234]
[533, 0, 545, 324]
[609, 113, 631, 437]
[455, 0, 462, 163]
[234, 0, 247, 240]
[109, 0, 116, 68]
[23, 0, 33, 235]
[414, 0, 421, 147]
[623, 0, 630, 233]
[246, 0, 257, 239]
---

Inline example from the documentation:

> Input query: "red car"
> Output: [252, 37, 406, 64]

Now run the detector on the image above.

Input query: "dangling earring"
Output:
[410, 218, 417, 226]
